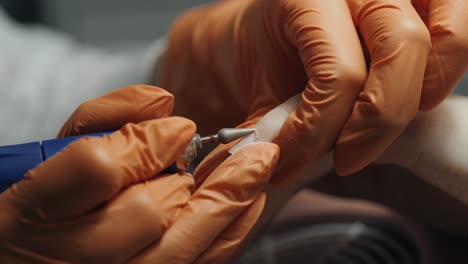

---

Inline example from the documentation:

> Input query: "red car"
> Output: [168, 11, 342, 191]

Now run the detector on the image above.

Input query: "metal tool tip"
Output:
[217, 128, 256, 144]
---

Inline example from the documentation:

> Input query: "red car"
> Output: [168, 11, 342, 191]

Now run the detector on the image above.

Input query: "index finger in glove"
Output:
[193, 193, 267, 264]
[58, 85, 174, 137]
[335, 0, 431, 175]
[131, 142, 280, 263]
[416, 0, 468, 110]
[273, 0, 367, 173]
[6, 117, 195, 220]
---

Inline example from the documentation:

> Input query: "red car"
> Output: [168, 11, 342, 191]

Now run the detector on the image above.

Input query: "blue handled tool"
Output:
[0, 128, 255, 193]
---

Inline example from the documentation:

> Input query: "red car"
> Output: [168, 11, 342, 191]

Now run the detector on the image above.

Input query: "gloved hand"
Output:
[131, 142, 279, 264]
[0, 86, 195, 262]
[62, 86, 280, 264]
[159, 0, 468, 176]
[0, 85, 279, 264]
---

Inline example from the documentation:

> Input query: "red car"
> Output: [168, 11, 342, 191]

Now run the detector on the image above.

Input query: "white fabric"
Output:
[230, 95, 301, 153]
[229, 92, 417, 187]
[230, 94, 333, 188]
[0, 8, 166, 145]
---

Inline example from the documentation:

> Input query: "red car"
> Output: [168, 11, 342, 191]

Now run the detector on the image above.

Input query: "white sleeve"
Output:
[0, 9, 166, 145]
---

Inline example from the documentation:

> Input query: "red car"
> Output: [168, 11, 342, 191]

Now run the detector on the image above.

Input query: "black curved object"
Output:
[0, 0, 42, 24]
[237, 221, 420, 264]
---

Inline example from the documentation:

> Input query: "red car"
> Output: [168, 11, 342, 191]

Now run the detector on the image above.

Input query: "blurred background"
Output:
[0, 0, 211, 50]
[1, 0, 467, 91]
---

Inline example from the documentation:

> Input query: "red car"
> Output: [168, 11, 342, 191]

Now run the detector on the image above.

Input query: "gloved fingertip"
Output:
[120, 117, 197, 160]
[419, 83, 447, 112]
[234, 142, 280, 163]
[165, 116, 197, 135]
[419, 85, 452, 112]
[231, 142, 280, 183]
[133, 116, 196, 141]
[114, 84, 172, 98]
[136, 84, 172, 95]
[136, 85, 175, 110]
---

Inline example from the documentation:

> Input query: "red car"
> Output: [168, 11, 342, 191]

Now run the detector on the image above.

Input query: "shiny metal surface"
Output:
[176, 128, 255, 171]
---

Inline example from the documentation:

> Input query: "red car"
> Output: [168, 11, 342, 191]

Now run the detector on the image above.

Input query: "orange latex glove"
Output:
[159, 0, 468, 176]
[131, 142, 279, 263]
[0, 85, 279, 263]
[0, 86, 196, 262]
[61, 87, 280, 264]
